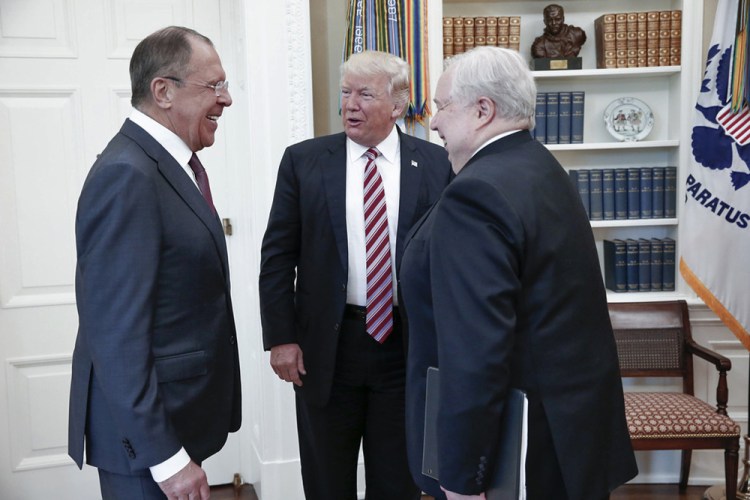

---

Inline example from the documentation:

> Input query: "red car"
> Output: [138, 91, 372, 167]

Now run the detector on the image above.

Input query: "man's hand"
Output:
[441, 486, 486, 500]
[270, 343, 306, 386]
[158, 460, 210, 499]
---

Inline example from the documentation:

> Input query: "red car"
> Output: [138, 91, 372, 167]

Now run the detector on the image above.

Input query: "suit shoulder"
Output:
[286, 132, 345, 155]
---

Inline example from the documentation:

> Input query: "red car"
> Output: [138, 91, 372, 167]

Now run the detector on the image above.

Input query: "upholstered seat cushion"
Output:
[625, 392, 741, 439]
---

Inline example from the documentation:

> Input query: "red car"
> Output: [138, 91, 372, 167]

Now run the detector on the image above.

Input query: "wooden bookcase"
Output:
[428, 0, 705, 302]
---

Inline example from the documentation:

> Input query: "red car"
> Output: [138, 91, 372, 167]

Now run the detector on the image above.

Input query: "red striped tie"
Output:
[363, 148, 393, 343]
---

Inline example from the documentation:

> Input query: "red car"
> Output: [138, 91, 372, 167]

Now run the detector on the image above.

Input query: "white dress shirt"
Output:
[128, 108, 193, 482]
[345, 126, 401, 307]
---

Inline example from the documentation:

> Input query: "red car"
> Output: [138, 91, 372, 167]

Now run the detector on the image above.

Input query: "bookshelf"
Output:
[428, 0, 704, 301]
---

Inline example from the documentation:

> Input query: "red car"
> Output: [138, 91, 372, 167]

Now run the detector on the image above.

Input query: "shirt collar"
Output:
[129, 108, 193, 167]
[472, 129, 522, 159]
[347, 125, 399, 163]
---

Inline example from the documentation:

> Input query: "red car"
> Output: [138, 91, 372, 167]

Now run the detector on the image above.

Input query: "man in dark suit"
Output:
[259, 50, 452, 500]
[400, 46, 638, 500]
[68, 26, 241, 499]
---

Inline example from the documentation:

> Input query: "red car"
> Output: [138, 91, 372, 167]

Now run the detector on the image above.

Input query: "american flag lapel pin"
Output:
[411, 160, 418, 168]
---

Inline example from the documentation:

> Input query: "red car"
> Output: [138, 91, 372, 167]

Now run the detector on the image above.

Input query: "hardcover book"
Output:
[569, 169, 590, 219]
[604, 239, 627, 292]
[546, 92, 559, 144]
[626, 238, 640, 292]
[652, 166, 665, 218]
[627, 168, 641, 219]
[665, 166, 677, 217]
[650, 237, 663, 291]
[602, 168, 615, 220]
[558, 92, 572, 144]
[534, 92, 547, 142]
[614, 168, 628, 219]
[639, 166, 653, 218]
[662, 237, 676, 291]
[594, 13, 617, 69]
[589, 169, 603, 220]
[638, 238, 651, 292]
[571, 91, 585, 144]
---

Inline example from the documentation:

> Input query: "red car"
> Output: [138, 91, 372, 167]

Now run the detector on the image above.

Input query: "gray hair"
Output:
[445, 47, 536, 129]
[130, 26, 213, 108]
[341, 51, 410, 117]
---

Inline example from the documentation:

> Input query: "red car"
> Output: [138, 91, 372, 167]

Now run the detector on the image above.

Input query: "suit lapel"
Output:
[120, 120, 230, 281]
[321, 134, 349, 269]
[396, 131, 422, 266]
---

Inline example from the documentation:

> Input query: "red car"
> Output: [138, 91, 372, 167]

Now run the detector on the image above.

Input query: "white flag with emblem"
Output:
[680, 0, 750, 347]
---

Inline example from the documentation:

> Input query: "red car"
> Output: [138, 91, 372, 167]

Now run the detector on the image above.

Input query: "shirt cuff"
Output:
[149, 447, 191, 483]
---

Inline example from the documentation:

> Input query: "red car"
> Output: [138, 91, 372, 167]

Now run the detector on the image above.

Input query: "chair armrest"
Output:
[687, 339, 732, 371]
[687, 339, 731, 415]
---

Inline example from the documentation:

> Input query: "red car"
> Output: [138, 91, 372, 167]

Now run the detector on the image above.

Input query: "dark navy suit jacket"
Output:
[401, 131, 637, 499]
[68, 119, 241, 474]
[259, 129, 452, 406]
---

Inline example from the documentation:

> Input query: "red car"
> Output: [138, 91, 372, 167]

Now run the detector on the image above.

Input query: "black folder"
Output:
[422, 367, 528, 500]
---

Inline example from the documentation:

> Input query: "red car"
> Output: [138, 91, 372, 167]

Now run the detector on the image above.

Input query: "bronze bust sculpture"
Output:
[531, 4, 587, 59]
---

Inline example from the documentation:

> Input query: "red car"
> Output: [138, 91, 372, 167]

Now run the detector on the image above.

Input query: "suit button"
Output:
[334, 323, 340, 331]
[341, 283, 346, 291]
[229, 335, 236, 345]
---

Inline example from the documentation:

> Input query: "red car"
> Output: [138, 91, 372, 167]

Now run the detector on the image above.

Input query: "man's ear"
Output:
[151, 78, 172, 109]
[476, 96, 495, 125]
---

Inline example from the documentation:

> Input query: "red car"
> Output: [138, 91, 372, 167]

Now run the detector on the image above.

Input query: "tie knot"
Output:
[364, 148, 379, 162]
[188, 154, 205, 175]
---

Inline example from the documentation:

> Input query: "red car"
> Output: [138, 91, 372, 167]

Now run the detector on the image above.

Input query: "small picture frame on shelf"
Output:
[604, 97, 654, 142]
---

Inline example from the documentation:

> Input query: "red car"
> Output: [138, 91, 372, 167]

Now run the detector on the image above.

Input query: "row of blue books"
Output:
[604, 237, 676, 293]
[532, 91, 585, 145]
[570, 166, 677, 221]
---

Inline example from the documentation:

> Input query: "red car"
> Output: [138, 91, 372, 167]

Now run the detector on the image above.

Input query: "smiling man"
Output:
[259, 50, 452, 500]
[401, 47, 636, 500]
[68, 26, 241, 499]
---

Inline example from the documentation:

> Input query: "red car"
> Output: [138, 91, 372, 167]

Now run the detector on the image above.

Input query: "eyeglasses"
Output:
[434, 100, 453, 113]
[163, 76, 230, 97]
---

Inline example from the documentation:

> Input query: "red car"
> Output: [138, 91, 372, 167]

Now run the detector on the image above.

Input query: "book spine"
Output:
[589, 169, 603, 220]
[637, 12, 648, 67]
[615, 13, 628, 68]
[546, 92, 559, 144]
[626, 12, 639, 68]
[651, 166, 665, 218]
[626, 238, 639, 292]
[638, 238, 651, 291]
[571, 91, 585, 144]
[569, 169, 590, 219]
[662, 237, 676, 291]
[463, 17, 475, 52]
[594, 14, 617, 69]
[498, 16, 509, 49]
[453, 17, 465, 55]
[659, 11, 671, 66]
[647, 11, 660, 67]
[614, 168, 628, 220]
[558, 91, 572, 144]
[665, 166, 677, 217]
[509, 16, 521, 51]
[534, 92, 547, 143]
[627, 167, 641, 219]
[443, 18, 454, 59]
[602, 168, 615, 220]
[650, 237, 663, 291]
[639, 166, 653, 219]
[670, 10, 682, 65]
[604, 239, 627, 292]
[486, 16, 498, 47]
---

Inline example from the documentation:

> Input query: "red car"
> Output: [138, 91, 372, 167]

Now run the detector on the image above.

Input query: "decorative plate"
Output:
[603, 97, 654, 142]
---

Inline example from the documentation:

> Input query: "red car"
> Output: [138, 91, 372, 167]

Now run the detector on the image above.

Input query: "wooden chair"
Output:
[608, 300, 741, 499]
